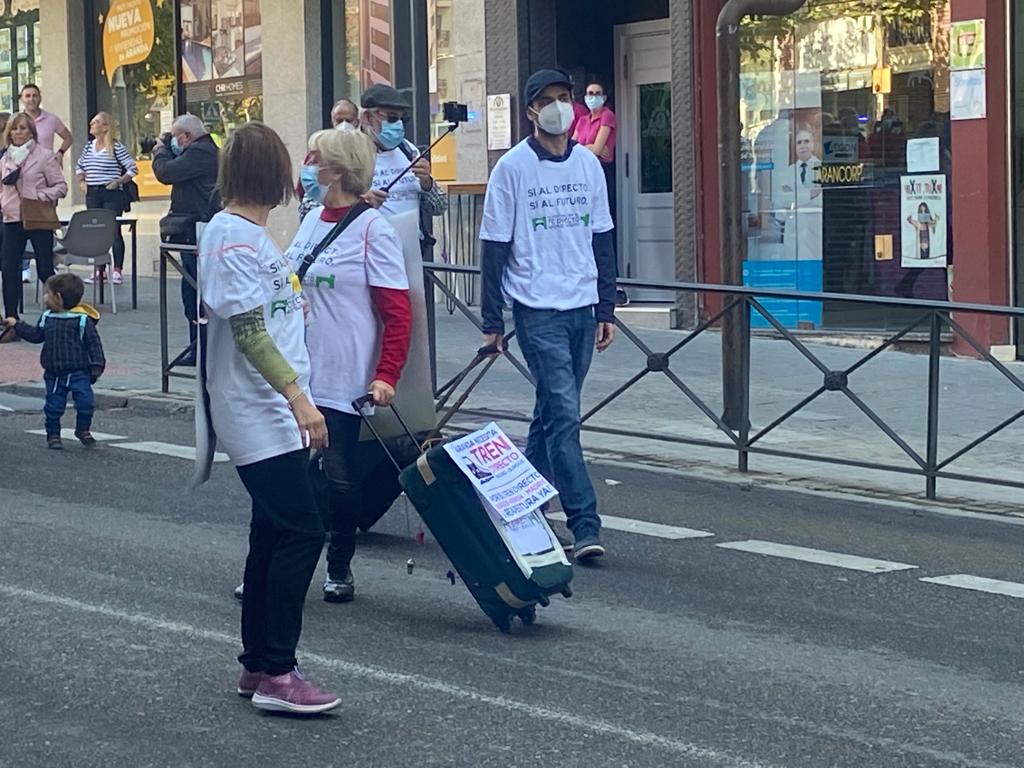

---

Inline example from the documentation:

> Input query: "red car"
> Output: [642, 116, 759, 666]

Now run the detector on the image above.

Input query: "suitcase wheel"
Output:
[561, 585, 573, 599]
[517, 605, 537, 626]
[537, 593, 550, 608]
[491, 613, 514, 634]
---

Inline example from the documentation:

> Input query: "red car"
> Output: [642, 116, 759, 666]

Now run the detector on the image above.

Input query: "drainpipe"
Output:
[718, 0, 807, 432]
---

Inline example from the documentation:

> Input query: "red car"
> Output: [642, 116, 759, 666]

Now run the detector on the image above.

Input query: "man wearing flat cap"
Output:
[479, 69, 617, 562]
[360, 84, 447, 223]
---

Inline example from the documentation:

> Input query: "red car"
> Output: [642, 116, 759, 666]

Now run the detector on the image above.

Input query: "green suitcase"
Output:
[355, 396, 574, 633]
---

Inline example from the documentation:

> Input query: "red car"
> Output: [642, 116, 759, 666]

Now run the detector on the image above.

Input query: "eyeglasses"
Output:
[373, 109, 405, 122]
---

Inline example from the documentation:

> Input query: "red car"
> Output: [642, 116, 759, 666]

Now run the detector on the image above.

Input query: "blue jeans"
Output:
[513, 303, 600, 541]
[44, 371, 94, 435]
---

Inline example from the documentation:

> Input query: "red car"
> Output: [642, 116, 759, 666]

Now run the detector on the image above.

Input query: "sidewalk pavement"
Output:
[2, 275, 1022, 513]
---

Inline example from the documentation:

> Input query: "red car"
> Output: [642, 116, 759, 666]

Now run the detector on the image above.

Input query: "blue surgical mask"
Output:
[585, 95, 606, 110]
[377, 119, 405, 150]
[170, 136, 183, 156]
[300, 164, 327, 204]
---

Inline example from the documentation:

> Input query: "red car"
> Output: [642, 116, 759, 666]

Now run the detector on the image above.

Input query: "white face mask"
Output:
[533, 100, 575, 136]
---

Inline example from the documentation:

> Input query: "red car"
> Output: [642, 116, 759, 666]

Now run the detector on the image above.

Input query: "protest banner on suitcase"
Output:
[444, 423, 559, 556]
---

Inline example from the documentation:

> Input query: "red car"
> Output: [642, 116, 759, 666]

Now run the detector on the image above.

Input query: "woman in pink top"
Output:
[573, 80, 617, 220]
[0, 112, 67, 321]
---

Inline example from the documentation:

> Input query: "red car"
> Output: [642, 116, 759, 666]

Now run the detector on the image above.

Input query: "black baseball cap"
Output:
[361, 84, 412, 111]
[523, 69, 573, 107]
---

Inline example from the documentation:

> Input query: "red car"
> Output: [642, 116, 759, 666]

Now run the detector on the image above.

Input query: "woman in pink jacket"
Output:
[0, 112, 67, 321]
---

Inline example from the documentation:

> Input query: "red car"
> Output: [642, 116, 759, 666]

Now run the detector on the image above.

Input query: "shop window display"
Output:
[739, 0, 953, 330]
[0, 1, 40, 113]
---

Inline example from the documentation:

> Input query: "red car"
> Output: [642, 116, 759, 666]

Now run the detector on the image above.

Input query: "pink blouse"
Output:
[573, 107, 617, 164]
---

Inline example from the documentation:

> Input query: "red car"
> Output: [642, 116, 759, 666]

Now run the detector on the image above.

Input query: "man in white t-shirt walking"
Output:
[480, 69, 617, 562]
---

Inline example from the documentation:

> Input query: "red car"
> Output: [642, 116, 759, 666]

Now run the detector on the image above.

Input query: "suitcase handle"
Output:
[352, 394, 422, 472]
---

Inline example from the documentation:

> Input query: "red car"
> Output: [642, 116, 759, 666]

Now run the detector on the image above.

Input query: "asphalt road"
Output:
[2, 401, 1024, 768]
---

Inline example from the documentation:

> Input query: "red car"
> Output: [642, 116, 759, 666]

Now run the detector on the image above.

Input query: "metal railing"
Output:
[423, 262, 1024, 501]
[159, 243, 198, 393]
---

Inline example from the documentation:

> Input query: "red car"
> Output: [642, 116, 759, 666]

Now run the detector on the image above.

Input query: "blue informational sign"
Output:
[743, 260, 823, 329]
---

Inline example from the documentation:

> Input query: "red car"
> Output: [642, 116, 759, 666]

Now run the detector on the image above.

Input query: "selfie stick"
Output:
[381, 121, 459, 194]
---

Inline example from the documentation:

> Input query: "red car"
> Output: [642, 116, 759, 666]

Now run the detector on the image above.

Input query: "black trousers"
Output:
[321, 408, 363, 580]
[1, 222, 55, 318]
[85, 186, 126, 269]
[235, 449, 325, 676]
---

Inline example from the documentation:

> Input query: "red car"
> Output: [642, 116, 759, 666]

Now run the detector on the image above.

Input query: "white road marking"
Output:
[0, 404, 12, 412]
[716, 540, 917, 573]
[27, 428, 127, 441]
[545, 510, 714, 540]
[919, 574, 1024, 599]
[0, 584, 776, 768]
[111, 440, 229, 463]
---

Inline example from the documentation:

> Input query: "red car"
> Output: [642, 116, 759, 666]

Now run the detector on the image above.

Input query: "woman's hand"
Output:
[78, 180, 87, 193]
[105, 179, 122, 191]
[290, 394, 329, 450]
[369, 379, 396, 407]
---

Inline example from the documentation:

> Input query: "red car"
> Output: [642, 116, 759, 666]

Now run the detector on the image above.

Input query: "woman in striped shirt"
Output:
[74, 112, 137, 284]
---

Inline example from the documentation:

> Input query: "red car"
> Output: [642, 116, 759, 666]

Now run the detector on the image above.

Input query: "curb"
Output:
[0, 382, 194, 415]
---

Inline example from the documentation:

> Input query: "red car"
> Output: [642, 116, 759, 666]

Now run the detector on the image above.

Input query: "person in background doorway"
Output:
[572, 80, 626, 306]
[19, 85, 72, 284]
[152, 113, 221, 365]
[480, 68, 616, 562]
[0, 113, 67, 324]
[75, 113, 137, 285]
[331, 98, 359, 130]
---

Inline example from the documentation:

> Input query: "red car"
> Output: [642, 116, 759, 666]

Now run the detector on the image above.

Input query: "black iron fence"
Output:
[423, 262, 1024, 502]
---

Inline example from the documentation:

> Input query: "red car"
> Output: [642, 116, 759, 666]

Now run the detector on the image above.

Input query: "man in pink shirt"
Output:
[20, 84, 73, 158]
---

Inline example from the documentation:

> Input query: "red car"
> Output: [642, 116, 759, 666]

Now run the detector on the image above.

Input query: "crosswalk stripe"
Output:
[919, 574, 1024, 599]
[27, 428, 126, 441]
[545, 511, 714, 540]
[111, 441, 230, 463]
[716, 540, 918, 573]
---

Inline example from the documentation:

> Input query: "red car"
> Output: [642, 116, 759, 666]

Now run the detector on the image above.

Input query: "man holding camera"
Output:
[480, 69, 617, 562]
[152, 114, 220, 365]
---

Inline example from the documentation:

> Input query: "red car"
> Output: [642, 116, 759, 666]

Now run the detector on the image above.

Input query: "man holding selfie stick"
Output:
[480, 69, 617, 562]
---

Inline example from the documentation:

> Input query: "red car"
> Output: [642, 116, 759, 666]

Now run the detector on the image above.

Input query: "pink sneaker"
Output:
[237, 668, 265, 698]
[251, 669, 341, 715]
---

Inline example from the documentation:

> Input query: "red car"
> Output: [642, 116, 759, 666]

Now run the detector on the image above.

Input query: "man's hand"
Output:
[362, 188, 389, 209]
[481, 333, 504, 354]
[596, 322, 615, 352]
[369, 379, 395, 407]
[411, 157, 433, 190]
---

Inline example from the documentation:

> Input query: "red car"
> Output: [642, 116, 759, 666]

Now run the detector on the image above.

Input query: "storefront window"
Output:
[0, 1, 40, 113]
[180, 0, 263, 143]
[90, 0, 176, 198]
[326, 0, 393, 113]
[740, 0, 953, 330]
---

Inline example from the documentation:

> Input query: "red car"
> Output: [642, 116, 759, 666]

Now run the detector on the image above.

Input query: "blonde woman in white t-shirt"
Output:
[287, 127, 412, 604]
[197, 123, 340, 716]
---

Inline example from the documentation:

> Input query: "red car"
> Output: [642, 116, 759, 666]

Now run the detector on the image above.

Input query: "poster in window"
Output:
[0, 29, 12, 74]
[211, 0, 244, 79]
[243, 0, 261, 77]
[17, 60, 28, 87]
[15, 26, 28, 60]
[901, 175, 947, 268]
[32, 22, 39, 66]
[181, 0, 214, 82]
[0, 76, 13, 113]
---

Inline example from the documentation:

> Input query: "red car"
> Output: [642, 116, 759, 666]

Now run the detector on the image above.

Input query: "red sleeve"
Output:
[370, 286, 412, 388]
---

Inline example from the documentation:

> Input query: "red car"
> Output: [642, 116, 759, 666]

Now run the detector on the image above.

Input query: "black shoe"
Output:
[323, 569, 355, 603]
[573, 537, 606, 562]
[46, 434, 62, 450]
[75, 429, 98, 447]
[615, 288, 630, 307]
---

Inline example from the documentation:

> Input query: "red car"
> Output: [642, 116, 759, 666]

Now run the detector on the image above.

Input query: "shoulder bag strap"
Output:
[296, 201, 372, 283]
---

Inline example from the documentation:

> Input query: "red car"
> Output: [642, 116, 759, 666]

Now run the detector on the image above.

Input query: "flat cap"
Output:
[361, 84, 412, 110]
[523, 69, 573, 106]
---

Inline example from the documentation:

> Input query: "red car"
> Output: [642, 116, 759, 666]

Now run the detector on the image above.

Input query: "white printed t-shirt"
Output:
[372, 141, 422, 218]
[199, 211, 311, 467]
[479, 139, 613, 312]
[286, 206, 409, 416]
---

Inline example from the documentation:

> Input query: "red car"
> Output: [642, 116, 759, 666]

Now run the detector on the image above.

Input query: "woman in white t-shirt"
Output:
[286, 127, 411, 604]
[196, 123, 340, 716]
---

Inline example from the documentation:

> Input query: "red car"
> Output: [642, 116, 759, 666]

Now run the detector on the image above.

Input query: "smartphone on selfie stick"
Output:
[381, 101, 469, 193]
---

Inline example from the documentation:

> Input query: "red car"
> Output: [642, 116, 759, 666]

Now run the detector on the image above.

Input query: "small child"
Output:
[2, 273, 106, 449]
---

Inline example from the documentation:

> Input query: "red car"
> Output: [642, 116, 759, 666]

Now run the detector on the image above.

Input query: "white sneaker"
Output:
[111, 269, 123, 285]
[21, 268, 31, 283]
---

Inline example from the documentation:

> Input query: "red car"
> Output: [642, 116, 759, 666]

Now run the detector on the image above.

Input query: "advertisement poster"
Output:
[950, 20, 985, 70]
[901, 175, 947, 268]
[951, 69, 986, 121]
[102, 0, 156, 86]
[444, 423, 558, 523]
